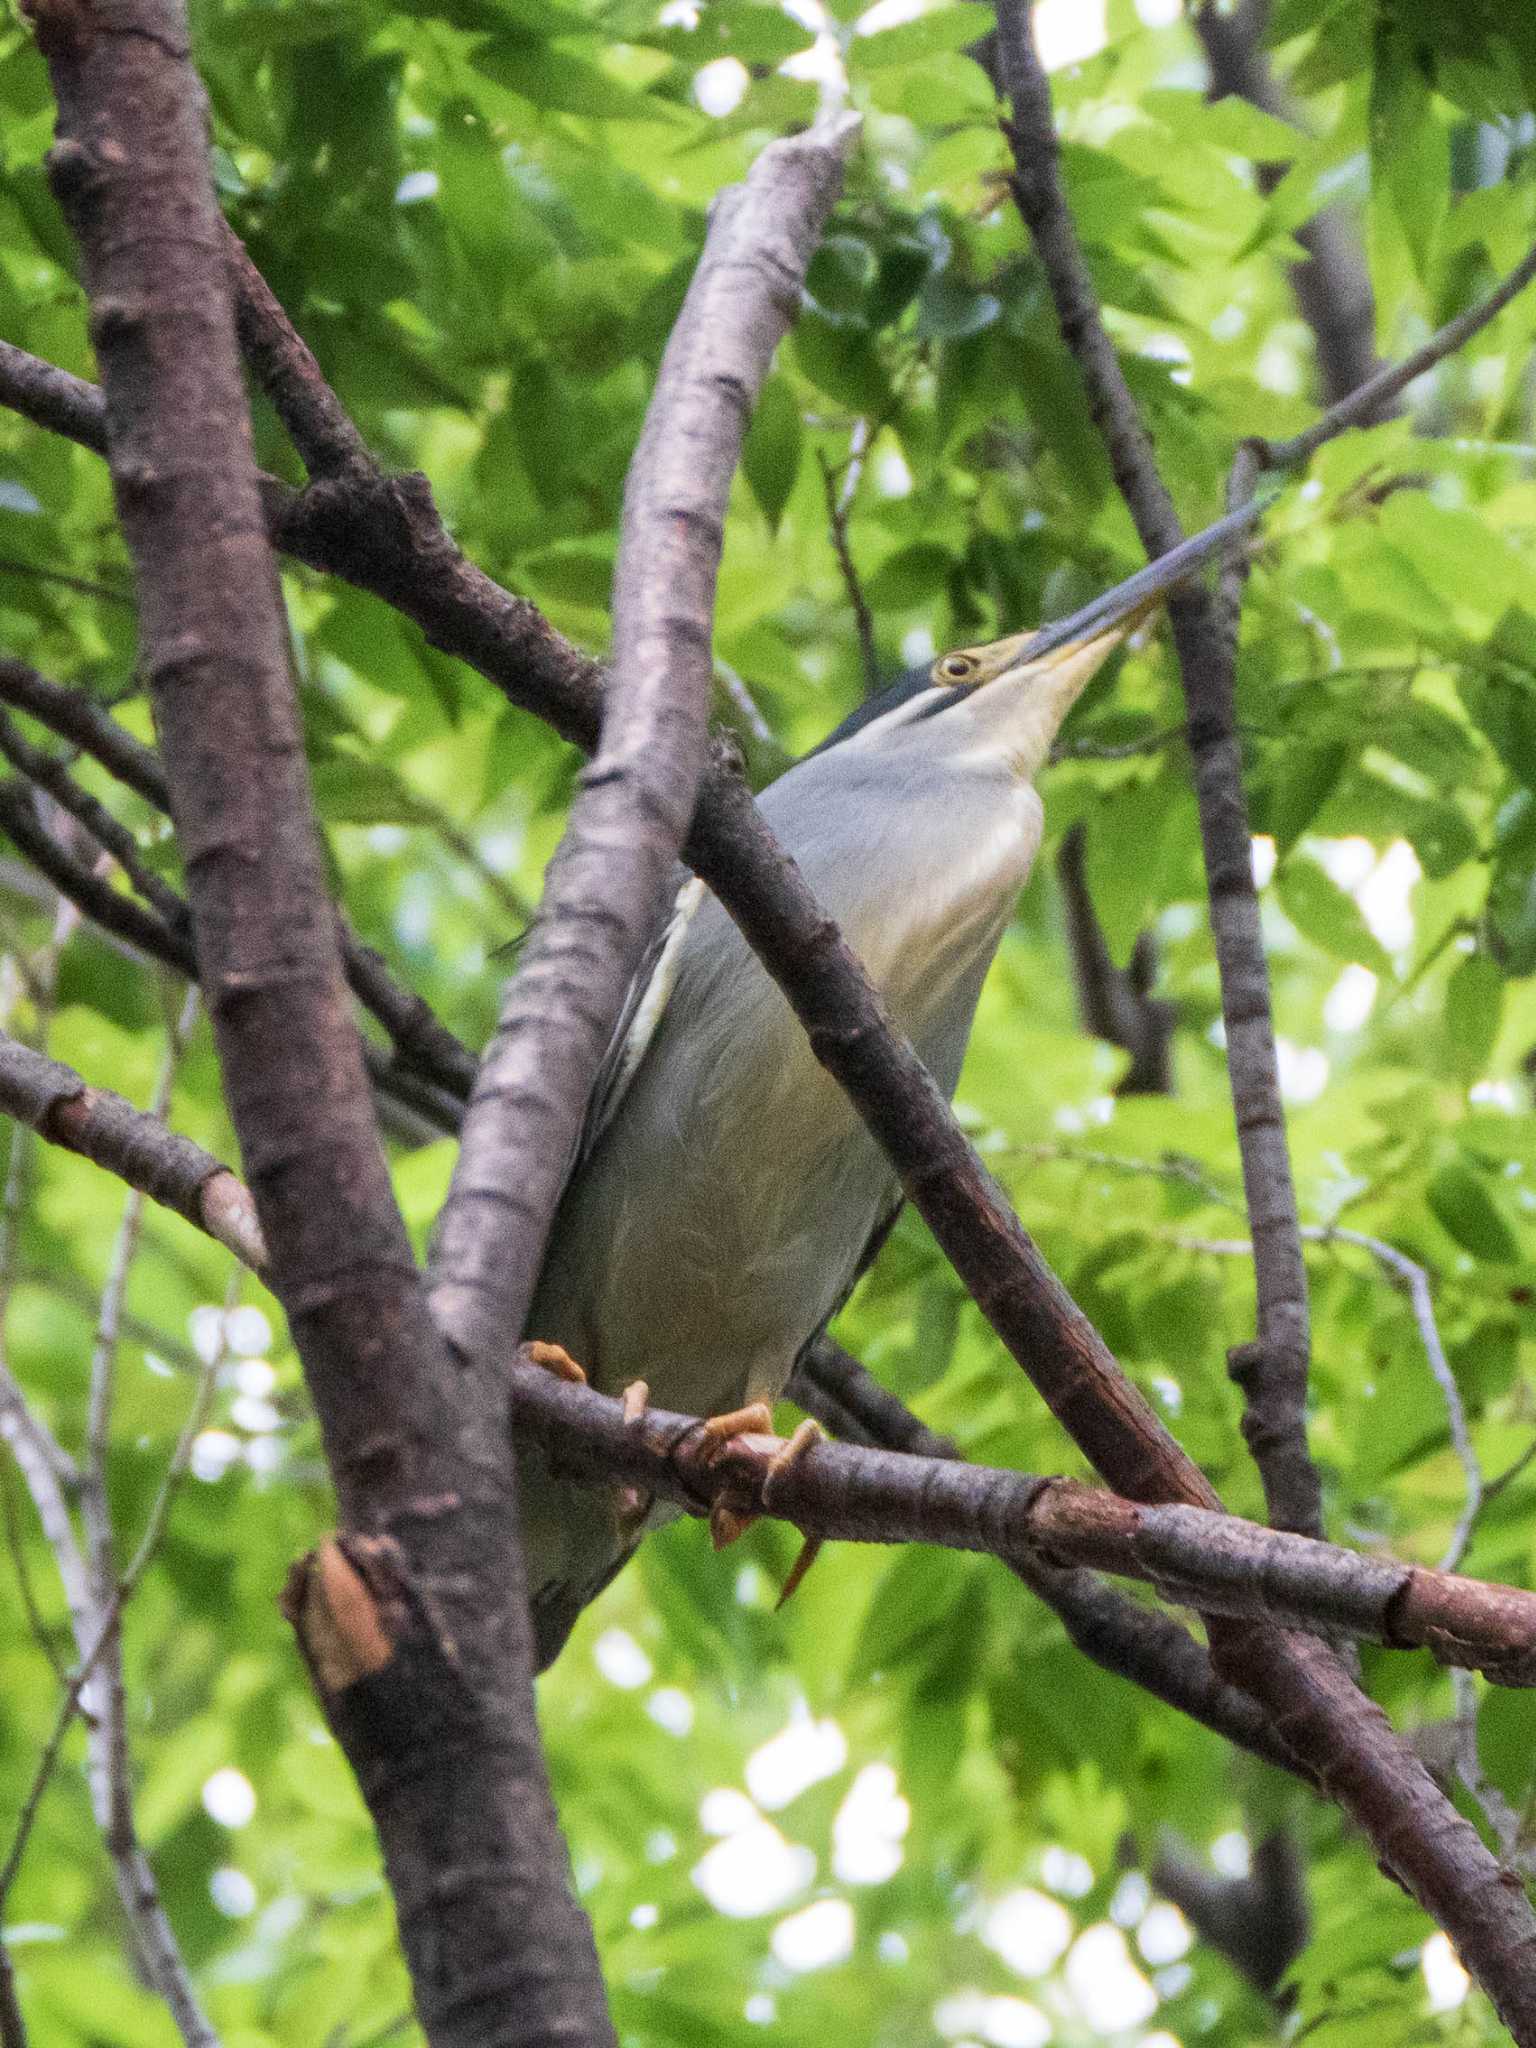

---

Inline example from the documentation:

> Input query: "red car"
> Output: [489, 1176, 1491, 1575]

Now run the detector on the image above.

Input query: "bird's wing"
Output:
[566, 868, 707, 1180]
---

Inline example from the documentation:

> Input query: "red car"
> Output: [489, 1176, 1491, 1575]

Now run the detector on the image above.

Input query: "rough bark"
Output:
[29, 6, 611, 2042]
[429, 115, 857, 1369]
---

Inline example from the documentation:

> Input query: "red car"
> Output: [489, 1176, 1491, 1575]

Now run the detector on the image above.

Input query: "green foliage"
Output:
[1, 2, 1536, 2044]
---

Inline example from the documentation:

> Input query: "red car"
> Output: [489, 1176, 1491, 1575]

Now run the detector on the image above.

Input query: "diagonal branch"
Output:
[0, 759, 461, 1135]
[1258, 241, 1536, 470]
[0, 659, 477, 1099]
[0, 1029, 265, 1267]
[994, 0, 1320, 1541]
[429, 113, 859, 1367]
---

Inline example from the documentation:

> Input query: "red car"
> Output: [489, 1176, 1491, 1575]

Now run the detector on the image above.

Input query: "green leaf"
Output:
[1368, 23, 1449, 283]
[915, 272, 1000, 342]
[1277, 856, 1394, 975]
[861, 544, 953, 609]
[1427, 1159, 1521, 1264]
[741, 376, 801, 534]
[866, 235, 932, 330]
[850, 8, 985, 70]
[805, 235, 874, 322]
[1444, 952, 1503, 1084]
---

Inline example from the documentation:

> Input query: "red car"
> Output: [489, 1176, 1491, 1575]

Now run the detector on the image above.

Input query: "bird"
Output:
[518, 505, 1264, 1669]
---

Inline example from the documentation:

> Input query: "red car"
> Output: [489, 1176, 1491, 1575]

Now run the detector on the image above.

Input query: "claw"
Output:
[697, 1401, 775, 1455]
[695, 1402, 776, 1549]
[616, 1381, 652, 1534]
[522, 1341, 588, 1385]
[766, 1420, 826, 1607]
[699, 1411, 828, 1607]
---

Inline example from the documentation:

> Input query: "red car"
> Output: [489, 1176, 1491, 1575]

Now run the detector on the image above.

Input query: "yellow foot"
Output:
[615, 1381, 653, 1535]
[768, 1421, 826, 1608]
[696, 1403, 776, 1549]
[699, 1411, 827, 1608]
[522, 1341, 587, 1385]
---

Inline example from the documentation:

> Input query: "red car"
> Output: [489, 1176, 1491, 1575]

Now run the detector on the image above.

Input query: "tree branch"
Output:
[0, 1307, 223, 2048]
[818, 427, 880, 695]
[0, 1029, 265, 1267]
[994, 0, 1320, 1540]
[222, 222, 375, 480]
[1257, 239, 1536, 470]
[1056, 823, 1176, 1096]
[507, 1361, 1536, 1685]
[78, 1033, 221, 2047]
[0, 659, 477, 1100]
[31, 8, 610, 2043]
[429, 113, 859, 1367]
[12, 135, 1536, 2028]
[1153, 1826, 1310, 1998]
[0, 780, 193, 975]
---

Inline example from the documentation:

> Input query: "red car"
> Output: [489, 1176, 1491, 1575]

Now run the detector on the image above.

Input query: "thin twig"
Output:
[0, 1289, 226, 1943]
[818, 424, 880, 695]
[1052, 723, 1186, 762]
[0, 1942, 27, 2048]
[0, 661, 478, 1100]
[713, 660, 780, 749]
[1450, 1667, 1534, 1876]
[0, 1460, 65, 1683]
[0, 553, 133, 607]
[1258, 241, 1536, 471]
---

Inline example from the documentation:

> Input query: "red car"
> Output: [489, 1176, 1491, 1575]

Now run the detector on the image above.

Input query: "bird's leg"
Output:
[521, 1344, 651, 1535]
[697, 1410, 827, 1605]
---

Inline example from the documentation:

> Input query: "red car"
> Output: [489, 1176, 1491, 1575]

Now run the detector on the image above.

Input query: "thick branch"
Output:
[31, 10, 608, 2045]
[429, 115, 858, 1366]
[507, 1362, 1536, 1685]
[796, 1342, 1301, 1778]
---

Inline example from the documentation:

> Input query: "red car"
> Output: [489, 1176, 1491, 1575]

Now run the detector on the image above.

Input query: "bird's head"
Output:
[821, 496, 1266, 779]
[921, 591, 1165, 781]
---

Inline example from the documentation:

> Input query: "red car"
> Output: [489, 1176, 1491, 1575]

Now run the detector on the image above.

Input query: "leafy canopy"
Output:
[1, 0, 1536, 2043]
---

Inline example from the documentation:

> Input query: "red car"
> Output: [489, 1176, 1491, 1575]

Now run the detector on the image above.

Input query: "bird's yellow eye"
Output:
[936, 653, 977, 683]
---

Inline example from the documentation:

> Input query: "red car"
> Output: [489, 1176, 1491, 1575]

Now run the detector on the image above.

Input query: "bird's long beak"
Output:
[930, 492, 1267, 693]
[925, 495, 1268, 777]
